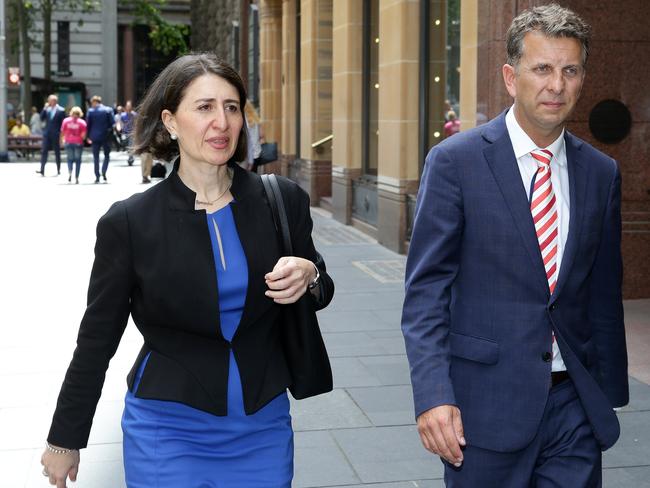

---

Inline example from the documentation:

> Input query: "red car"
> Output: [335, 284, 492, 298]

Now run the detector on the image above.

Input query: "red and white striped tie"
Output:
[530, 149, 558, 294]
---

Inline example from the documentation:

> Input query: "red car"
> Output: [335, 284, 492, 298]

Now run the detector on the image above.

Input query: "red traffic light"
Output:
[8, 67, 21, 85]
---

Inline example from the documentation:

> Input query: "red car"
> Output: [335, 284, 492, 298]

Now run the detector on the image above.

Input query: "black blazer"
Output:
[47, 162, 334, 449]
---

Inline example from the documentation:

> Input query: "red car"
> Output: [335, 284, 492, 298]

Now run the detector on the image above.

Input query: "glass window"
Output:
[362, 0, 379, 176]
[248, 5, 260, 105]
[419, 0, 461, 173]
[57, 21, 70, 75]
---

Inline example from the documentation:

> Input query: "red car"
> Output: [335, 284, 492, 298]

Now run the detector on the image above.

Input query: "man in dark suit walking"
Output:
[401, 5, 628, 487]
[86, 95, 115, 183]
[37, 94, 66, 176]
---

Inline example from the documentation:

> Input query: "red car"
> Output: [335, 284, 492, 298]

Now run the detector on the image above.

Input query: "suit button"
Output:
[549, 304, 557, 311]
[542, 351, 552, 362]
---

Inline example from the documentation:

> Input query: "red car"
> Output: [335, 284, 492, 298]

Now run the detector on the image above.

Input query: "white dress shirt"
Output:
[505, 106, 568, 372]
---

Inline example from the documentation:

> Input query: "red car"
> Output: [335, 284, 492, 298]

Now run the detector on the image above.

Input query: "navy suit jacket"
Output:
[40, 105, 66, 137]
[402, 110, 628, 452]
[86, 104, 115, 142]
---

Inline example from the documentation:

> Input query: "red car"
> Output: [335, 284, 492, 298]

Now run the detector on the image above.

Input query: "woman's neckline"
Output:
[206, 201, 233, 216]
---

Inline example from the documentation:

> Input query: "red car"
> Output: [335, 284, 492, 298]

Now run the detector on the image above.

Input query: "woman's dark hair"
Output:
[133, 52, 248, 162]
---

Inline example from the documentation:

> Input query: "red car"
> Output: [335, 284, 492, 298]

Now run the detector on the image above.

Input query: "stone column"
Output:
[298, 0, 333, 202]
[376, 0, 420, 253]
[101, 0, 118, 106]
[459, 0, 478, 130]
[259, 0, 283, 148]
[331, 1, 363, 224]
[281, 0, 297, 175]
[123, 25, 135, 104]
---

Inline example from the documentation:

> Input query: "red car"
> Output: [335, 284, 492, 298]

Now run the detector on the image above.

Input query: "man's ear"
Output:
[502, 64, 517, 99]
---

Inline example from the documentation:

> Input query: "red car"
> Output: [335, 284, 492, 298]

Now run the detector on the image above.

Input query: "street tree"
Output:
[8, 0, 188, 115]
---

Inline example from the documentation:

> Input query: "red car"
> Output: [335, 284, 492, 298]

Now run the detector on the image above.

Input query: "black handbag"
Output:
[256, 142, 278, 166]
[261, 174, 333, 399]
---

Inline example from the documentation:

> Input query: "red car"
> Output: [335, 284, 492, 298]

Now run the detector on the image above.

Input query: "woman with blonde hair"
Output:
[244, 100, 264, 171]
[60, 106, 87, 183]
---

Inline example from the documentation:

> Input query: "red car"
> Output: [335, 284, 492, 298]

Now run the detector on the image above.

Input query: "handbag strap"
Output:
[261, 174, 293, 255]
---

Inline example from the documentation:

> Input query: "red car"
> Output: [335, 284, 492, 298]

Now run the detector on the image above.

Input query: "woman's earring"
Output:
[170, 133, 178, 140]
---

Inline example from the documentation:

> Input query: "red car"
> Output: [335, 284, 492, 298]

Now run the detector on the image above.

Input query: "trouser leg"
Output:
[53, 138, 61, 172]
[102, 139, 111, 176]
[75, 146, 83, 179]
[66, 144, 74, 174]
[533, 381, 602, 488]
[92, 142, 101, 178]
[444, 380, 601, 488]
[141, 152, 153, 178]
[40, 137, 51, 173]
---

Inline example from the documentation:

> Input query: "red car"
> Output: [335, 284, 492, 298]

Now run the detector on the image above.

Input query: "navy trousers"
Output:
[92, 139, 111, 178]
[40, 134, 61, 173]
[444, 379, 602, 488]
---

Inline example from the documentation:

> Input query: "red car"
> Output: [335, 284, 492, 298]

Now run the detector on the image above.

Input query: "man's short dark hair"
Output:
[506, 4, 592, 68]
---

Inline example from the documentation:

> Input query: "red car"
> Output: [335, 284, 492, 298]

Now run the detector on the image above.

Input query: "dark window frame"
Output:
[57, 21, 71, 74]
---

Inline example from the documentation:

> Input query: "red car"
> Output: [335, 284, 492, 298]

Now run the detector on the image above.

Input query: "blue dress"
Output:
[122, 203, 293, 487]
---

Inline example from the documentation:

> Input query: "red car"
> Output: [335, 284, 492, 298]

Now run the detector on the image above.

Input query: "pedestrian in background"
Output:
[120, 100, 138, 166]
[37, 95, 66, 176]
[140, 151, 153, 184]
[86, 95, 114, 183]
[244, 100, 264, 171]
[9, 115, 30, 136]
[443, 110, 460, 138]
[41, 53, 334, 488]
[29, 106, 43, 136]
[402, 4, 628, 487]
[60, 106, 87, 184]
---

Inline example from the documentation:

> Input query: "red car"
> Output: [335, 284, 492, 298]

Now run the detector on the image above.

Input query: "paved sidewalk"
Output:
[0, 156, 648, 487]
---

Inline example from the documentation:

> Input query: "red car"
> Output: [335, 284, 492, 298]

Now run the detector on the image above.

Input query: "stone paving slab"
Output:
[603, 411, 650, 468]
[346, 385, 415, 427]
[602, 466, 650, 488]
[330, 426, 444, 484]
[294, 431, 361, 487]
[319, 310, 400, 333]
[291, 389, 372, 432]
[327, 483, 444, 488]
[323, 331, 406, 358]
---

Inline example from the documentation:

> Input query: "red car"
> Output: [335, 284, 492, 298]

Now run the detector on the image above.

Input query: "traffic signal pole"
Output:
[0, 0, 9, 161]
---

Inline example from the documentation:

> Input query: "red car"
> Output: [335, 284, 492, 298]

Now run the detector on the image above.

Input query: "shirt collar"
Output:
[505, 105, 566, 167]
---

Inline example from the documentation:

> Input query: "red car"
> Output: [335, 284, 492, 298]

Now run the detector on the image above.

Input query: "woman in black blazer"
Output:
[41, 53, 334, 487]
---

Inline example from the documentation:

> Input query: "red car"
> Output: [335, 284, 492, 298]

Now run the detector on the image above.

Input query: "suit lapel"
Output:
[550, 133, 587, 303]
[483, 125, 550, 293]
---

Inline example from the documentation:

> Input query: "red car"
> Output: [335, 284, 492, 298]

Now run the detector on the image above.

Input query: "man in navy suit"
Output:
[37, 94, 66, 176]
[401, 5, 628, 487]
[86, 95, 115, 183]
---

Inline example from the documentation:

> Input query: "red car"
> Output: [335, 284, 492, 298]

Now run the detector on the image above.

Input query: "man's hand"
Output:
[417, 405, 466, 466]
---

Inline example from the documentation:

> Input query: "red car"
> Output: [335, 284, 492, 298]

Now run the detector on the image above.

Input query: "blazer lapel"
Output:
[229, 168, 280, 335]
[482, 118, 550, 294]
[166, 163, 280, 339]
[167, 166, 224, 341]
[550, 133, 587, 303]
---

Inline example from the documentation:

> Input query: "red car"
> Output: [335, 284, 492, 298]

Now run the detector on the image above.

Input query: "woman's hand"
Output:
[41, 446, 80, 488]
[265, 257, 317, 304]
